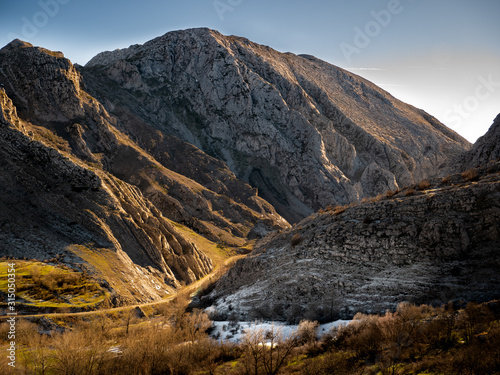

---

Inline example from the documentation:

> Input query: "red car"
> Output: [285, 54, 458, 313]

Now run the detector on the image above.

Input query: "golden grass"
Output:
[0, 260, 106, 309]
[167, 219, 240, 266]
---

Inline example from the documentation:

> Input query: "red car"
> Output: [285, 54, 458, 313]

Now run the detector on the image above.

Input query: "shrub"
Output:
[297, 320, 319, 346]
[385, 190, 396, 198]
[418, 179, 431, 190]
[462, 168, 479, 182]
[441, 175, 452, 184]
[291, 232, 303, 246]
[332, 205, 347, 215]
[405, 188, 416, 196]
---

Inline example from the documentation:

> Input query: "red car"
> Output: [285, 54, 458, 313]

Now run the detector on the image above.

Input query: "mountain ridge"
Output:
[0, 35, 288, 306]
[0, 28, 480, 311]
[81, 27, 470, 223]
[208, 155, 500, 321]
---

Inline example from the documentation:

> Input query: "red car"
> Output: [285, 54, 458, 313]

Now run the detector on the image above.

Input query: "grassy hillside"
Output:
[0, 260, 107, 311]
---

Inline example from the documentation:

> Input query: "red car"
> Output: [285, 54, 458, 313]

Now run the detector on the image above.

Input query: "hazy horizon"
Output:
[1, 0, 499, 143]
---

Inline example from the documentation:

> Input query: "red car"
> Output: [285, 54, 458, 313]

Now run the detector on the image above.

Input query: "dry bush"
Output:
[457, 302, 494, 344]
[50, 326, 110, 375]
[441, 175, 452, 184]
[385, 190, 396, 198]
[174, 309, 212, 343]
[417, 179, 431, 190]
[405, 188, 416, 196]
[291, 232, 303, 246]
[105, 325, 174, 375]
[15, 319, 40, 347]
[462, 168, 479, 182]
[297, 320, 319, 346]
[18, 330, 53, 375]
[332, 205, 347, 215]
[339, 313, 383, 362]
[240, 325, 299, 375]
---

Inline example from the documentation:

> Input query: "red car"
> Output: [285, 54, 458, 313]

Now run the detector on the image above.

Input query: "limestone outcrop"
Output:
[449, 113, 500, 172]
[83, 28, 470, 222]
[208, 162, 500, 321]
[0, 39, 287, 305]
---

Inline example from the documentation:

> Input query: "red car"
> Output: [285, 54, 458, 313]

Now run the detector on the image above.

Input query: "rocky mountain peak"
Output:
[81, 28, 470, 223]
[460, 113, 500, 168]
[0, 39, 82, 123]
[0, 36, 289, 306]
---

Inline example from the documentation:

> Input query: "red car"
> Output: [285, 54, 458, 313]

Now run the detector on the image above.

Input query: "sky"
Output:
[1, 0, 499, 143]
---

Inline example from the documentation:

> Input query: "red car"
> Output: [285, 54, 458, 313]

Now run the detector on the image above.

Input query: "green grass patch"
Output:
[0, 260, 106, 309]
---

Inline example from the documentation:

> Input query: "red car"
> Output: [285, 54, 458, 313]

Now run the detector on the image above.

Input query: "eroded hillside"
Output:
[0, 39, 287, 306]
[208, 159, 500, 321]
[82, 28, 470, 222]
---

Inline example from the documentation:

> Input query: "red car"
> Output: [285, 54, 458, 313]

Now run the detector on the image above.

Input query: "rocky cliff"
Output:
[82, 28, 470, 223]
[0, 87, 212, 303]
[0, 39, 287, 305]
[208, 161, 500, 321]
[449, 113, 500, 172]
[0, 29, 480, 309]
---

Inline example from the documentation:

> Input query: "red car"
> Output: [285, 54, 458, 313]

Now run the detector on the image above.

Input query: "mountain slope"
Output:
[0, 87, 212, 304]
[452, 113, 500, 171]
[82, 27, 470, 223]
[0, 39, 288, 241]
[208, 161, 500, 321]
[0, 39, 288, 306]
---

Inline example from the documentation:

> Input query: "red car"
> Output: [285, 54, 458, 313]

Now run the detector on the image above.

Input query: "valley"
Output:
[0, 26, 498, 375]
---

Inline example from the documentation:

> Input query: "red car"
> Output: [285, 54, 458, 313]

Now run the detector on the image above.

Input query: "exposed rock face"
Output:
[450, 114, 500, 171]
[82, 28, 470, 223]
[0, 39, 287, 304]
[0, 88, 211, 303]
[208, 164, 500, 321]
[0, 40, 288, 247]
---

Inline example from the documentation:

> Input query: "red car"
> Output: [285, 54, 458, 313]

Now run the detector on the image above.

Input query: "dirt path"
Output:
[0, 255, 243, 320]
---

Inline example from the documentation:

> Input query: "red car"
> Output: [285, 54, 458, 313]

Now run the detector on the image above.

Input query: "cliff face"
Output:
[0, 39, 287, 304]
[0, 87, 212, 303]
[208, 163, 500, 321]
[82, 28, 470, 223]
[0, 30, 481, 310]
[449, 114, 500, 172]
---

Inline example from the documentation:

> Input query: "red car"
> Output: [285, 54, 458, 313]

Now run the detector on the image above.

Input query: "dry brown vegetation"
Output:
[291, 233, 303, 247]
[462, 168, 479, 182]
[405, 188, 416, 196]
[441, 175, 452, 184]
[417, 179, 431, 190]
[1, 300, 499, 374]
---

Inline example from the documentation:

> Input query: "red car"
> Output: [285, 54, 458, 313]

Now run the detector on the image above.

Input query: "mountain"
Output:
[0, 39, 287, 305]
[449, 113, 500, 172]
[207, 159, 500, 321]
[0, 28, 476, 309]
[80, 28, 470, 223]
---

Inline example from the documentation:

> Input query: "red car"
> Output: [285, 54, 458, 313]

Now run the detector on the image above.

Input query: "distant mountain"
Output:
[81, 28, 470, 223]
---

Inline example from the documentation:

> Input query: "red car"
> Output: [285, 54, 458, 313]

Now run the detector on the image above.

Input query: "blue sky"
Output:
[1, 0, 499, 142]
